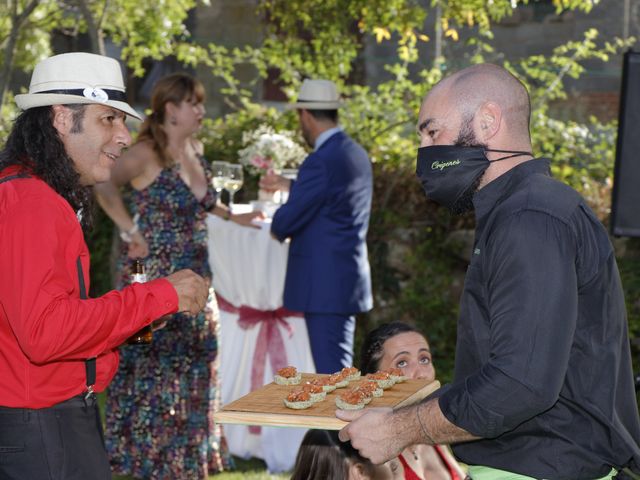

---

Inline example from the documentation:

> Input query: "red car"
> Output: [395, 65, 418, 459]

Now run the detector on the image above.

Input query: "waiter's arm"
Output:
[337, 398, 477, 464]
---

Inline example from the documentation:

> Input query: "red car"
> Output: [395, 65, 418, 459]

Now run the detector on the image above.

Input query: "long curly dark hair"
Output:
[0, 106, 93, 231]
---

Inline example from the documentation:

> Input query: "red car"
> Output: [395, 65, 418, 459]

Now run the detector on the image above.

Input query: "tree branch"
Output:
[75, 0, 105, 55]
[0, 0, 41, 107]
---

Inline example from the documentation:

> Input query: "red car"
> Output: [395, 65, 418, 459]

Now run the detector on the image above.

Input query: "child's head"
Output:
[291, 429, 400, 480]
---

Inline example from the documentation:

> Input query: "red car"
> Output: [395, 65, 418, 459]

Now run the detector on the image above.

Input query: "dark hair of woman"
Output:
[359, 322, 421, 375]
[138, 72, 206, 168]
[0, 105, 93, 231]
[291, 429, 376, 480]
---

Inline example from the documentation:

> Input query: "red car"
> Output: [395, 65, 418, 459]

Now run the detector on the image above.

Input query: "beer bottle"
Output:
[126, 259, 153, 345]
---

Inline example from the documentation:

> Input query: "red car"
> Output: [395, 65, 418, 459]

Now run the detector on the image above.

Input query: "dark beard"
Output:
[450, 175, 481, 215]
[449, 114, 486, 215]
[454, 113, 486, 149]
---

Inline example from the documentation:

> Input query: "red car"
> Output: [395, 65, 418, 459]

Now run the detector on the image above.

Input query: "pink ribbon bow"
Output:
[216, 294, 301, 434]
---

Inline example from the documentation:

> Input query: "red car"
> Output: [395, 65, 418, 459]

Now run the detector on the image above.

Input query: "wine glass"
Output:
[211, 161, 230, 196]
[224, 164, 244, 208]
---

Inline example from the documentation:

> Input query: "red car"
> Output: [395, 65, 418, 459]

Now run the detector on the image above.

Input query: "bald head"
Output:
[416, 63, 534, 191]
[439, 63, 531, 141]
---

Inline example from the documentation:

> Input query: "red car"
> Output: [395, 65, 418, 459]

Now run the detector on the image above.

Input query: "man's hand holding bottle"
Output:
[165, 269, 210, 315]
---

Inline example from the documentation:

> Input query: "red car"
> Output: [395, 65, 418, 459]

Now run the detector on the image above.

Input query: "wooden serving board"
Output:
[215, 373, 440, 430]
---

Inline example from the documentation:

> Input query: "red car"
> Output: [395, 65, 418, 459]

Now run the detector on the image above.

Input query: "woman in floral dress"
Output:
[95, 73, 260, 479]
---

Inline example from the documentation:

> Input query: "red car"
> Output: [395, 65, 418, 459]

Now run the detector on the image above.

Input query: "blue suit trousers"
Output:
[305, 313, 355, 374]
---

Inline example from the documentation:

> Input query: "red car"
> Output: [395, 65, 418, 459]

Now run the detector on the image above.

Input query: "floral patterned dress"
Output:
[105, 159, 232, 479]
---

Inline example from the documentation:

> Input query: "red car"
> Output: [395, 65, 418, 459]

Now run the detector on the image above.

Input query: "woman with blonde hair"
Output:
[96, 72, 259, 479]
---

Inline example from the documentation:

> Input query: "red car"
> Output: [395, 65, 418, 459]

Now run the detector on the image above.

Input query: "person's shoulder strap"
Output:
[397, 453, 422, 480]
[434, 445, 464, 480]
[0, 173, 31, 184]
[76, 257, 97, 399]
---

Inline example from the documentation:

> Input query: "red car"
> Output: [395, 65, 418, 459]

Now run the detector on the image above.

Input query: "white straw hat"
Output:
[15, 52, 141, 120]
[290, 79, 342, 110]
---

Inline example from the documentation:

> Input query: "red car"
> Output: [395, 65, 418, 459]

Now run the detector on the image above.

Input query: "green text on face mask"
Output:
[431, 159, 461, 170]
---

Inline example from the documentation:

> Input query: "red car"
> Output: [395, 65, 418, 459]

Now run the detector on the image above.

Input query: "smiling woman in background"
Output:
[95, 73, 259, 479]
[359, 322, 467, 480]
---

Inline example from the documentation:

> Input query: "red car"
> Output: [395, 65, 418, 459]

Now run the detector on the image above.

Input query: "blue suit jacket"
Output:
[271, 131, 373, 315]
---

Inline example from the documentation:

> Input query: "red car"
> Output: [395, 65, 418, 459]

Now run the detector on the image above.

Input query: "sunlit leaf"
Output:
[373, 26, 391, 43]
[444, 28, 459, 41]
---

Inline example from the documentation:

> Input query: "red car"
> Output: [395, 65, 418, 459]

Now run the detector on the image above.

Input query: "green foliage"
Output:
[0, 93, 19, 141]
[107, 0, 198, 76]
[199, 104, 300, 163]
[340, 67, 438, 168]
[531, 113, 617, 220]
[376, 209, 466, 382]
[0, 0, 202, 101]
[439, 0, 597, 32]
[257, 0, 427, 81]
[511, 29, 630, 107]
[0, 1, 55, 69]
[86, 205, 116, 296]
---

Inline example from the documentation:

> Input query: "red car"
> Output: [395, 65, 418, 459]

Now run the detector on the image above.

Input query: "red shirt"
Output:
[0, 166, 178, 408]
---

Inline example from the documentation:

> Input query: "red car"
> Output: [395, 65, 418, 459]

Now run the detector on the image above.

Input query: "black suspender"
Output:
[76, 258, 97, 397]
[0, 173, 31, 184]
[1, 172, 96, 398]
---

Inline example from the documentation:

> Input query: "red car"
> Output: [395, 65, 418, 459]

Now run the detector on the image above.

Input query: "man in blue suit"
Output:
[260, 79, 373, 373]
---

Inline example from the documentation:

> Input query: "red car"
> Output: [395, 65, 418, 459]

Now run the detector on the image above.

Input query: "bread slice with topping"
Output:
[335, 389, 366, 410]
[274, 366, 302, 385]
[283, 389, 313, 409]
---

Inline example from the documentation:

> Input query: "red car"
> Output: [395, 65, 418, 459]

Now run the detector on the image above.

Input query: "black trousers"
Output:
[0, 394, 112, 480]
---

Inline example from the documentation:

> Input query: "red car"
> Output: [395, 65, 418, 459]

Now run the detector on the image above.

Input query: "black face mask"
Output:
[416, 145, 532, 213]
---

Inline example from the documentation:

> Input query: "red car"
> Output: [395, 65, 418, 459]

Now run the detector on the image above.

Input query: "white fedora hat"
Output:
[15, 52, 141, 120]
[290, 79, 342, 110]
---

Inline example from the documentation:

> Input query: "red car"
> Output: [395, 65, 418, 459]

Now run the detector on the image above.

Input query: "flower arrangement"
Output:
[238, 125, 307, 176]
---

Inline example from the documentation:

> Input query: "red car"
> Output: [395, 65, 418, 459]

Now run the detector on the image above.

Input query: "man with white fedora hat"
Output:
[0, 52, 209, 479]
[261, 79, 373, 374]
[14, 51, 141, 119]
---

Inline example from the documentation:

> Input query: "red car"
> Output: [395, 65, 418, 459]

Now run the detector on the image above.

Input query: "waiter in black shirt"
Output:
[337, 63, 640, 479]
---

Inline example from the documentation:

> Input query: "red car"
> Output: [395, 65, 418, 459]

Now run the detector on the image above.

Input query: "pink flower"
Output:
[251, 155, 273, 171]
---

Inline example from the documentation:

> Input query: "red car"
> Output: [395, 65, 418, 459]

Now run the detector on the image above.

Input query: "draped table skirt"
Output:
[206, 209, 315, 473]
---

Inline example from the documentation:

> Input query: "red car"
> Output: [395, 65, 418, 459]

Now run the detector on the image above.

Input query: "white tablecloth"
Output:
[207, 207, 315, 473]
